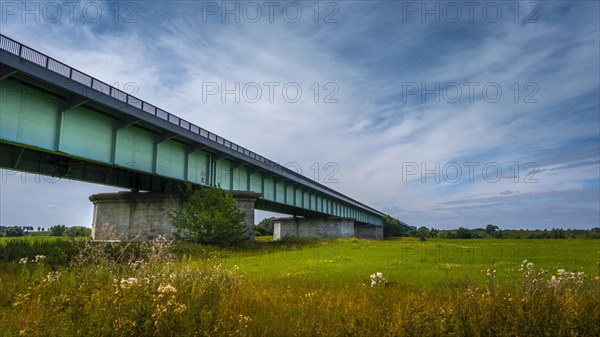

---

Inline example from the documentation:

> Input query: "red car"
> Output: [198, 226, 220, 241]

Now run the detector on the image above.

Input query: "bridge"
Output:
[0, 34, 396, 240]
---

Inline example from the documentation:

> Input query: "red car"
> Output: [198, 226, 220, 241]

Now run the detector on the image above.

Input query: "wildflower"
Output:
[18, 258, 28, 265]
[518, 260, 528, 271]
[370, 272, 387, 287]
[548, 268, 585, 289]
[172, 301, 187, 314]
[34, 255, 46, 263]
[157, 284, 177, 294]
[305, 291, 318, 298]
[238, 314, 252, 328]
[45, 271, 61, 282]
[129, 259, 144, 269]
[485, 269, 497, 277]
[120, 277, 139, 289]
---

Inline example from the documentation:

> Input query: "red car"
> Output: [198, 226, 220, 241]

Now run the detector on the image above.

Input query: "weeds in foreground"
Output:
[1, 239, 599, 337]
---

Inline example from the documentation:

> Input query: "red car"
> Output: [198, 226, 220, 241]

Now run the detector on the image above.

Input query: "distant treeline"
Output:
[254, 217, 600, 240]
[383, 217, 600, 240]
[0, 225, 91, 238]
[416, 226, 600, 240]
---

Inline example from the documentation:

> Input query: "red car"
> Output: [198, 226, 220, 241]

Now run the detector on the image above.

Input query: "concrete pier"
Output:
[273, 217, 383, 240]
[89, 190, 260, 241]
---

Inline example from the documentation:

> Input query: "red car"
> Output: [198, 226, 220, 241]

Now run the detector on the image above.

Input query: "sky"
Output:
[0, 0, 599, 230]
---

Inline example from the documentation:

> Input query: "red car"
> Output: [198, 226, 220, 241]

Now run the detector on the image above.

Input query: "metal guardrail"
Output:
[0, 34, 385, 218]
[0, 34, 280, 168]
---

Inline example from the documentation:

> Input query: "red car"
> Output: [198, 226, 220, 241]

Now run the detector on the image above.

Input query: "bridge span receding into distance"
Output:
[0, 34, 410, 240]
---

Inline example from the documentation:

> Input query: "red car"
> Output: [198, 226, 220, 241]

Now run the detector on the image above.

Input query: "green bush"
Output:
[4, 226, 24, 237]
[383, 215, 410, 238]
[169, 187, 246, 247]
[49, 225, 67, 236]
[0, 238, 78, 265]
[64, 226, 91, 238]
[255, 217, 275, 236]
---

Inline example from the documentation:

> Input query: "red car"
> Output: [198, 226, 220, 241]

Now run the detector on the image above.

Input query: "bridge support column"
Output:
[89, 190, 259, 242]
[273, 217, 383, 240]
[354, 223, 384, 240]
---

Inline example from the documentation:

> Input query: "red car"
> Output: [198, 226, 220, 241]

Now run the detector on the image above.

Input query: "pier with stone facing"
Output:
[273, 217, 384, 240]
[89, 191, 259, 241]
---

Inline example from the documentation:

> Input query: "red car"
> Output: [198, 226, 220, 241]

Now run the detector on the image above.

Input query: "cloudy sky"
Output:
[1, 0, 598, 230]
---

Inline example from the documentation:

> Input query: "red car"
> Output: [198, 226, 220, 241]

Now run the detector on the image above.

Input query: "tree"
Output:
[4, 226, 24, 237]
[169, 187, 247, 246]
[485, 224, 500, 238]
[415, 226, 430, 241]
[550, 228, 565, 239]
[64, 226, 92, 238]
[49, 225, 67, 236]
[456, 227, 473, 239]
[429, 228, 439, 238]
[383, 215, 410, 238]
[255, 217, 275, 236]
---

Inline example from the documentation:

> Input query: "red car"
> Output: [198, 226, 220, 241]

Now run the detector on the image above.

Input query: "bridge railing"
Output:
[0, 35, 290, 170]
[0, 34, 384, 217]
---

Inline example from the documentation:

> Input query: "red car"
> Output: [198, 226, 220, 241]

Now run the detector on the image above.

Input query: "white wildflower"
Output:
[238, 314, 252, 328]
[370, 272, 387, 287]
[120, 277, 139, 289]
[158, 284, 177, 294]
[45, 271, 61, 282]
[18, 258, 28, 265]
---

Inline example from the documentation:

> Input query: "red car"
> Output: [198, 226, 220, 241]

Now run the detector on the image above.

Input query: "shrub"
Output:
[4, 226, 24, 237]
[64, 226, 91, 238]
[49, 225, 67, 236]
[169, 187, 246, 247]
[255, 217, 275, 236]
[383, 215, 410, 238]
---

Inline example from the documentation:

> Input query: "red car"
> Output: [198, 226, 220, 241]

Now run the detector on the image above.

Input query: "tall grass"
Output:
[1, 238, 598, 336]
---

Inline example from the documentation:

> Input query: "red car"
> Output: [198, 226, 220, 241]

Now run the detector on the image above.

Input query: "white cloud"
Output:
[1, 1, 598, 229]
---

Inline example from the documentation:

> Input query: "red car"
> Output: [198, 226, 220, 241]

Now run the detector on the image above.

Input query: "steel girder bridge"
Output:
[0, 34, 386, 227]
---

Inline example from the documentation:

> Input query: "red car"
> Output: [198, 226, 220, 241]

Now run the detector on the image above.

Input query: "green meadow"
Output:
[1, 237, 599, 336]
[213, 238, 599, 286]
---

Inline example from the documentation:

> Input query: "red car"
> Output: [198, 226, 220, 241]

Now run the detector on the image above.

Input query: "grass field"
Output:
[212, 238, 600, 286]
[1, 237, 599, 336]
